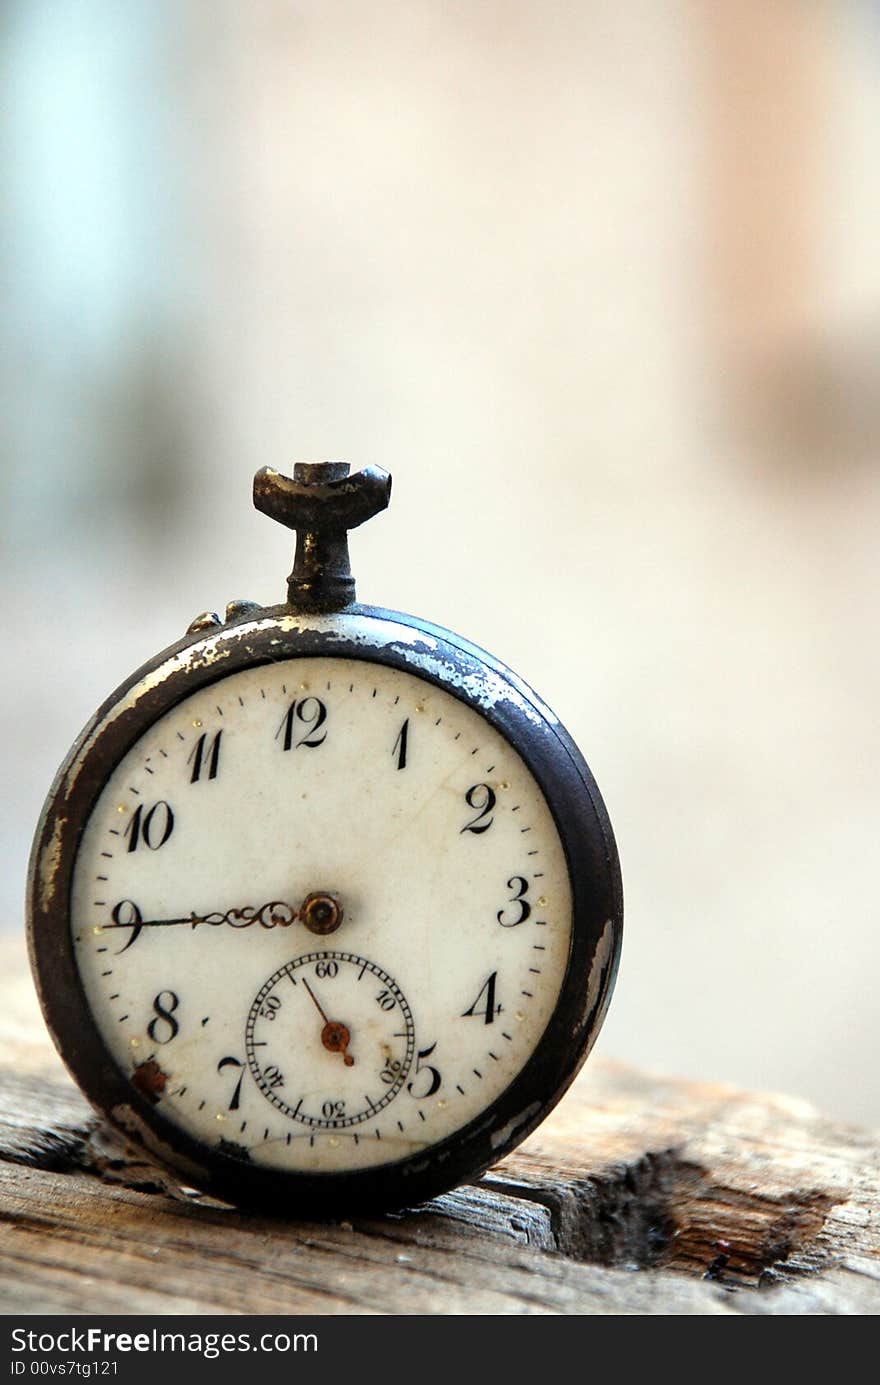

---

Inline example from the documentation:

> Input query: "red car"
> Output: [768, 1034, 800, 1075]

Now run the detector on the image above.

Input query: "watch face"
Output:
[70, 656, 574, 1175]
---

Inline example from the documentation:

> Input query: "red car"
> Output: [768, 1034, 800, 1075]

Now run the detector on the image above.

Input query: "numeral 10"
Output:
[124, 801, 174, 852]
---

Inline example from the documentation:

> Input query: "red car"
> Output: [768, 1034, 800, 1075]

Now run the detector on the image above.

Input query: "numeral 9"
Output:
[111, 899, 142, 953]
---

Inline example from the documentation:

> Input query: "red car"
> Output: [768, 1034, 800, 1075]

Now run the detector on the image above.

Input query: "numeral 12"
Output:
[276, 698, 328, 750]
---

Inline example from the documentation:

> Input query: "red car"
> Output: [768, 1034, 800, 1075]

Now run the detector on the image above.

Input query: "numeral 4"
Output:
[462, 972, 502, 1025]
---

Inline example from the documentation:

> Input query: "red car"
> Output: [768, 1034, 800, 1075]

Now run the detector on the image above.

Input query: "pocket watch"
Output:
[27, 462, 622, 1216]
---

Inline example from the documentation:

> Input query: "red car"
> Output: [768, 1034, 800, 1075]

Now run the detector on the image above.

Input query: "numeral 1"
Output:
[393, 718, 409, 770]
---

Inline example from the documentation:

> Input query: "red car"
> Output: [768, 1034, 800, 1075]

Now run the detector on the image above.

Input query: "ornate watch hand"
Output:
[102, 891, 343, 954]
[102, 900, 298, 953]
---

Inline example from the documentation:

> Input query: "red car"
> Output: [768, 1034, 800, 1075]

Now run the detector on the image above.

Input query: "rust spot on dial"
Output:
[131, 1058, 167, 1104]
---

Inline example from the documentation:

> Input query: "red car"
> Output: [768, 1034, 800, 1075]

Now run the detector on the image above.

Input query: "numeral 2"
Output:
[460, 784, 496, 835]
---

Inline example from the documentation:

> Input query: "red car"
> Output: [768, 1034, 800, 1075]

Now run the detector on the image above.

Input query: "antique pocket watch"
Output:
[28, 463, 622, 1215]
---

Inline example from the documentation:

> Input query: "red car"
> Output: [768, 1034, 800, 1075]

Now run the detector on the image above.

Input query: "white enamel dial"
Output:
[71, 656, 573, 1173]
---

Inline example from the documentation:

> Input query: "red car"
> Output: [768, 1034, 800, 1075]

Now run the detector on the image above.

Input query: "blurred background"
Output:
[3, 0, 878, 1123]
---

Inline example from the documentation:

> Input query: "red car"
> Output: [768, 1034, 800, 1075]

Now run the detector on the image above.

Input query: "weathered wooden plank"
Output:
[0, 939, 877, 1315]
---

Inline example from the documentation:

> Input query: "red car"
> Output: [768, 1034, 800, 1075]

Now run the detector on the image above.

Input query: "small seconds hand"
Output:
[302, 978, 330, 1023]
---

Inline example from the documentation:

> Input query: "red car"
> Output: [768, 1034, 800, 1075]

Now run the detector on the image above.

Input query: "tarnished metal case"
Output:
[28, 604, 622, 1215]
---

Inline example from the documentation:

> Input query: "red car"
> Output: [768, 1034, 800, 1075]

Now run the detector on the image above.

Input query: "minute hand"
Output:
[103, 900, 297, 952]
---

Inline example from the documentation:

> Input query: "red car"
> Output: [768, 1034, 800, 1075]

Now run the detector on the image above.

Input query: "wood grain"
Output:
[0, 939, 877, 1315]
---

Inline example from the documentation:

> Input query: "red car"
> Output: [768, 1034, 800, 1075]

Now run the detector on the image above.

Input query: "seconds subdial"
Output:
[246, 952, 415, 1129]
